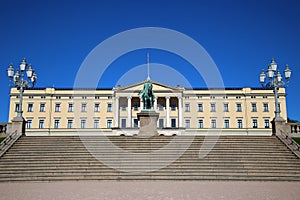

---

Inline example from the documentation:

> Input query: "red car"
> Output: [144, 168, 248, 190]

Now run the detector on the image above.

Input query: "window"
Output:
[158, 103, 164, 110]
[134, 119, 138, 128]
[81, 119, 86, 129]
[81, 103, 87, 112]
[211, 119, 216, 128]
[263, 103, 269, 112]
[95, 96, 100, 99]
[56, 96, 61, 99]
[198, 103, 203, 112]
[54, 119, 60, 129]
[210, 103, 216, 112]
[94, 119, 99, 128]
[15, 103, 20, 112]
[40, 103, 46, 112]
[134, 102, 139, 111]
[171, 103, 176, 111]
[185, 119, 190, 128]
[68, 103, 74, 112]
[252, 119, 258, 128]
[107, 119, 112, 128]
[198, 119, 204, 128]
[82, 96, 87, 99]
[55, 104, 60, 112]
[224, 119, 230, 128]
[237, 119, 243, 128]
[26, 119, 32, 129]
[27, 103, 33, 112]
[67, 119, 73, 129]
[94, 103, 100, 112]
[264, 119, 270, 128]
[159, 119, 164, 128]
[236, 103, 242, 112]
[39, 119, 44, 129]
[185, 104, 190, 112]
[121, 103, 126, 111]
[224, 103, 229, 112]
[251, 103, 257, 112]
[107, 103, 112, 112]
[171, 119, 176, 128]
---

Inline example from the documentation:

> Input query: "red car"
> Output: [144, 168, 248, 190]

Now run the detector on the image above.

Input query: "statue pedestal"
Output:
[137, 110, 159, 137]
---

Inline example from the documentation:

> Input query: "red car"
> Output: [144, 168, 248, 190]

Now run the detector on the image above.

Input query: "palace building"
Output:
[8, 80, 287, 136]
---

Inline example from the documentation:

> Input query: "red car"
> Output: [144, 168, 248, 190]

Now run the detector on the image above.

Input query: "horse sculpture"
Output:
[138, 81, 154, 110]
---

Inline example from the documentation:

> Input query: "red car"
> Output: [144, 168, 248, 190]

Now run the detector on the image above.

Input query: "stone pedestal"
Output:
[272, 117, 289, 135]
[137, 110, 159, 137]
[6, 117, 26, 135]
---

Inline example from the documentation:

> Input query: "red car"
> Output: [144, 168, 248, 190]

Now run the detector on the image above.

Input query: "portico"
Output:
[113, 81, 184, 129]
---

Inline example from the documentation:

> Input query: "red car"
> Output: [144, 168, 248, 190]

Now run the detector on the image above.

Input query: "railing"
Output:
[277, 132, 300, 158]
[289, 122, 300, 133]
[0, 131, 22, 158]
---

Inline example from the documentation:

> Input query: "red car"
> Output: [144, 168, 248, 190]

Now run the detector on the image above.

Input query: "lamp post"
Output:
[259, 58, 291, 120]
[7, 58, 37, 119]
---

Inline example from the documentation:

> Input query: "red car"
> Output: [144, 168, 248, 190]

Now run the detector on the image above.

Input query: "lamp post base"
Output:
[272, 117, 289, 135]
[10, 117, 26, 135]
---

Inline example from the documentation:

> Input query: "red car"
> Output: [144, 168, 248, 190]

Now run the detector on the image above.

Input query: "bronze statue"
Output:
[139, 81, 155, 110]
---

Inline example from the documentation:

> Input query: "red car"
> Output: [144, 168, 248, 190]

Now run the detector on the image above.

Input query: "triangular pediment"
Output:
[114, 80, 184, 93]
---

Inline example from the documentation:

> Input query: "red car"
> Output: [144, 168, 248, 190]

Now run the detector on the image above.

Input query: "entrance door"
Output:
[121, 119, 126, 128]
[171, 119, 176, 128]
[134, 119, 138, 128]
[159, 119, 164, 128]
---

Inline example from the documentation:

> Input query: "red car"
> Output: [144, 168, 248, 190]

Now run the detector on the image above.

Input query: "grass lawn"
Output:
[292, 137, 300, 145]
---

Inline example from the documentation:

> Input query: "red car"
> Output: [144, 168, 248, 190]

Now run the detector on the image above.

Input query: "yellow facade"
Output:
[8, 81, 287, 135]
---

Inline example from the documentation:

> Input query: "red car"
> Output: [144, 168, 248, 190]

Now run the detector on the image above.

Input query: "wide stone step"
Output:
[1, 175, 300, 182]
[1, 172, 300, 180]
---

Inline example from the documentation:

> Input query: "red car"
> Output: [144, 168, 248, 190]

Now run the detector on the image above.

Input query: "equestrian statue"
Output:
[138, 80, 155, 110]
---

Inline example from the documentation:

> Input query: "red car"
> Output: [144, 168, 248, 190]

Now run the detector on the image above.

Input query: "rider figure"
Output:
[139, 80, 154, 110]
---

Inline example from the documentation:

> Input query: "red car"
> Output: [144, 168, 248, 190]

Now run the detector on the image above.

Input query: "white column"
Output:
[127, 97, 132, 128]
[140, 97, 144, 111]
[178, 97, 182, 128]
[154, 97, 157, 111]
[114, 97, 119, 128]
[166, 96, 170, 128]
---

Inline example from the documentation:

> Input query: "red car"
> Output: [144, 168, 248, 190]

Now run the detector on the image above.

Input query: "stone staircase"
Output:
[0, 136, 300, 181]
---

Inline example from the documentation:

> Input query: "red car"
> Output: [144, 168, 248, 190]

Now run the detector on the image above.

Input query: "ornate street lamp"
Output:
[259, 58, 291, 120]
[7, 58, 37, 119]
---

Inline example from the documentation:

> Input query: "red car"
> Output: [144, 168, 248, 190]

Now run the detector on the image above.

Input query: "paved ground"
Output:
[0, 181, 300, 200]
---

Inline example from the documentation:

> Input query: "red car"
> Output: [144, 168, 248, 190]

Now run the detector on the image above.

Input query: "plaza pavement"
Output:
[0, 181, 300, 200]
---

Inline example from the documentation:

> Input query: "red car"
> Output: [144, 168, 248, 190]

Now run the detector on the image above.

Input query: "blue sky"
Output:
[0, 0, 299, 121]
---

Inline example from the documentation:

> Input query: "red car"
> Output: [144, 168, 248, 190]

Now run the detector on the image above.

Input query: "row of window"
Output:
[16, 103, 113, 113]
[20, 96, 112, 100]
[26, 117, 270, 129]
[184, 103, 273, 112]
[26, 119, 113, 129]
[17, 102, 278, 114]
[184, 118, 270, 129]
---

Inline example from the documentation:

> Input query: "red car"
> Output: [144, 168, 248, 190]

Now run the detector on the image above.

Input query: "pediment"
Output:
[115, 80, 184, 93]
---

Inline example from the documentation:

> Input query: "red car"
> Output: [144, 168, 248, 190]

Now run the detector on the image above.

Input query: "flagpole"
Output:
[147, 53, 150, 81]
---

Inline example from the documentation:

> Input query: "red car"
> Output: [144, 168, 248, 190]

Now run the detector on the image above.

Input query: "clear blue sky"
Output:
[0, 0, 299, 122]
